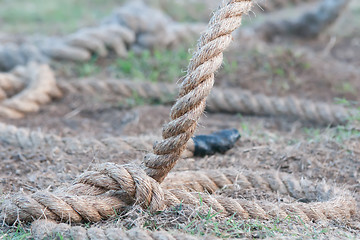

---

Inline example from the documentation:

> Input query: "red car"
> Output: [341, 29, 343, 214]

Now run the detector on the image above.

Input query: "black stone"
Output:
[193, 128, 241, 157]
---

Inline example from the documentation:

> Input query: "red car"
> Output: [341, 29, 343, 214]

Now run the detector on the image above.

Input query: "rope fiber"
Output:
[0, 1, 357, 239]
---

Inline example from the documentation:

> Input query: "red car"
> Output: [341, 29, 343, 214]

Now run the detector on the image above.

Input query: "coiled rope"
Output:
[31, 220, 219, 240]
[60, 79, 357, 125]
[0, 2, 357, 239]
[0, 62, 62, 119]
[0, 2, 205, 71]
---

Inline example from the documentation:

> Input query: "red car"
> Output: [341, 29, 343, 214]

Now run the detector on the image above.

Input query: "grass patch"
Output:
[0, 0, 124, 35]
[0, 225, 31, 240]
[146, 0, 212, 22]
[74, 55, 101, 77]
[115, 48, 190, 83]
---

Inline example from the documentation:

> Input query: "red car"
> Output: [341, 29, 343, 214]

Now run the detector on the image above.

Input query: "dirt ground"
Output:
[1, 0, 360, 239]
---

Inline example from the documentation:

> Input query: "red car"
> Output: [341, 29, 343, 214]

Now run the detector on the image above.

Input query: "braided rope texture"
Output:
[0, 62, 62, 119]
[0, 122, 197, 157]
[0, 121, 158, 153]
[0, 2, 205, 71]
[60, 79, 356, 125]
[31, 220, 217, 240]
[142, 0, 253, 183]
[1, 166, 355, 224]
[0, 1, 357, 238]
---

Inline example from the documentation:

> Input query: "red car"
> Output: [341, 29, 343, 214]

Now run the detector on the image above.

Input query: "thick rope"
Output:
[31, 220, 214, 240]
[1, 166, 355, 224]
[59, 79, 357, 125]
[0, 69, 24, 100]
[142, 0, 253, 183]
[0, 62, 62, 119]
[0, 0, 357, 235]
[0, 121, 160, 153]
[0, 2, 205, 71]
[162, 169, 339, 201]
[0, 69, 356, 124]
[0, 122, 194, 157]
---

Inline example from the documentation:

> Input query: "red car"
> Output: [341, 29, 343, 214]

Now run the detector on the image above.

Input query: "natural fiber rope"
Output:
[1, 63, 355, 125]
[0, 2, 205, 71]
[0, 70, 24, 100]
[31, 220, 216, 240]
[0, 0, 356, 235]
[142, 0, 253, 183]
[1, 165, 355, 224]
[0, 62, 62, 119]
[162, 169, 339, 200]
[0, 68, 356, 125]
[0, 122, 196, 157]
[59, 79, 357, 125]
[1, 0, 253, 223]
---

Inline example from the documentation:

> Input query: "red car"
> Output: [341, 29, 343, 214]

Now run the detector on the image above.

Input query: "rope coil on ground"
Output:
[1, 64, 356, 124]
[0, 122, 165, 154]
[31, 220, 217, 240]
[0, 62, 62, 119]
[0, 2, 205, 71]
[1, 166, 355, 225]
[59, 79, 357, 125]
[0, 1, 357, 239]
[1, 0, 252, 224]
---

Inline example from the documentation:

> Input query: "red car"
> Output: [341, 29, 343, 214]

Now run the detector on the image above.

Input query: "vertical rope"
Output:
[143, 0, 253, 182]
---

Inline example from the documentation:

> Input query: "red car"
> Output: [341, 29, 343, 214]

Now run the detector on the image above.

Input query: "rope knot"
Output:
[74, 163, 165, 211]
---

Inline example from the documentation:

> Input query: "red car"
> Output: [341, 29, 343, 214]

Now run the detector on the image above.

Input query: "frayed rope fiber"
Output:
[0, 2, 356, 239]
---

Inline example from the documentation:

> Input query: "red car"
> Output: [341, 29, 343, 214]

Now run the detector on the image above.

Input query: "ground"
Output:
[0, 0, 360, 239]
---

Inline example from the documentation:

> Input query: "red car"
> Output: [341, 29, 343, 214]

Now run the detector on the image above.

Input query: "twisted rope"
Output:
[31, 220, 211, 240]
[0, 2, 205, 71]
[0, 122, 197, 157]
[1, 166, 355, 224]
[142, 0, 253, 183]
[0, 62, 62, 119]
[0, 68, 356, 124]
[0, 1, 357, 237]
[162, 169, 338, 201]
[0, 69, 24, 100]
[60, 79, 357, 125]
[1, 0, 253, 223]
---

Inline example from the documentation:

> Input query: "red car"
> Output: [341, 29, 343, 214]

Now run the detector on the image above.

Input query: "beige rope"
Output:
[162, 169, 339, 200]
[0, 1, 356, 236]
[60, 79, 357, 125]
[0, 2, 205, 71]
[0, 69, 24, 100]
[1, 165, 355, 224]
[1, 0, 254, 224]
[31, 220, 213, 240]
[142, 0, 253, 183]
[0, 62, 62, 119]
[0, 68, 356, 124]
[0, 122, 196, 157]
